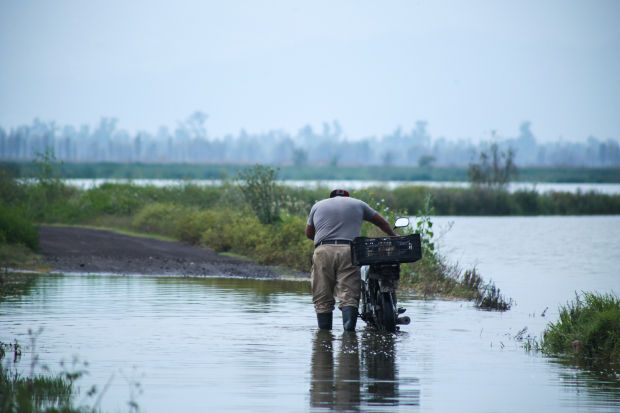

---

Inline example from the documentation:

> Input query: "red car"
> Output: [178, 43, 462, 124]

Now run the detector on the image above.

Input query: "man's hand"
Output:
[369, 213, 398, 237]
[305, 225, 316, 240]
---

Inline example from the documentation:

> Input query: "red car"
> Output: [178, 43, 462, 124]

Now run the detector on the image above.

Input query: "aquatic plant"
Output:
[1, 328, 140, 413]
[527, 291, 620, 362]
[474, 280, 513, 311]
[0, 329, 79, 413]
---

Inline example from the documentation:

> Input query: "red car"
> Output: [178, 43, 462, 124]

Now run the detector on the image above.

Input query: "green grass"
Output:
[219, 252, 253, 261]
[527, 291, 620, 362]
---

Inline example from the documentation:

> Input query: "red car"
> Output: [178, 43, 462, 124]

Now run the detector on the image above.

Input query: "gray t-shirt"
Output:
[307, 197, 377, 244]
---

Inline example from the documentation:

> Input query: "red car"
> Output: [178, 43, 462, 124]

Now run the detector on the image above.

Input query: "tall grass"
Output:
[529, 291, 620, 362]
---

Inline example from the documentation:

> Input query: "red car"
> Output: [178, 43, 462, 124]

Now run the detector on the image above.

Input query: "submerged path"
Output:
[39, 226, 291, 278]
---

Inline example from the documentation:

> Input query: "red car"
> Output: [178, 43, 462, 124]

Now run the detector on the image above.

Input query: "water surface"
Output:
[60, 178, 620, 195]
[2, 216, 619, 412]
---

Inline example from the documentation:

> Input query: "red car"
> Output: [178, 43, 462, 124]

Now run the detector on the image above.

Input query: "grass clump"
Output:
[474, 280, 513, 311]
[528, 291, 620, 362]
[1, 327, 82, 413]
[0, 367, 76, 413]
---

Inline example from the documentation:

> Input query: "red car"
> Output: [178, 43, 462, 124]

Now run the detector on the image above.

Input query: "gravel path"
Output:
[39, 226, 304, 279]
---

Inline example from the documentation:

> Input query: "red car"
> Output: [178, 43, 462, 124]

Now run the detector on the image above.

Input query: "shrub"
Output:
[236, 164, 281, 224]
[0, 201, 39, 251]
[174, 209, 215, 245]
[199, 211, 312, 272]
[0, 168, 26, 206]
[133, 202, 189, 237]
[200, 209, 245, 252]
[252, 215, 314, 270]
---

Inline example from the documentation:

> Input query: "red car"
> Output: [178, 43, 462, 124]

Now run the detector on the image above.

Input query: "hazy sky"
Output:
[1, 0, 618, 143]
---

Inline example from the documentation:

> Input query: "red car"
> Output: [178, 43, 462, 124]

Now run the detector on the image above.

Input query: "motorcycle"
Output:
[352, 217, 422, 332]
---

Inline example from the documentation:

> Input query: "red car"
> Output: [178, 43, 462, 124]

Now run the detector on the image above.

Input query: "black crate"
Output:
[351, 233, 422, 266]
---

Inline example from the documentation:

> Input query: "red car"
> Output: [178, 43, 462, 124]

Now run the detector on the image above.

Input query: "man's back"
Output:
[307, 197, 376, 244]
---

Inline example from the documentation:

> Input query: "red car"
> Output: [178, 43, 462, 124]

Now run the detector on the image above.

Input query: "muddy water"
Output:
[2, 216, 620, 412]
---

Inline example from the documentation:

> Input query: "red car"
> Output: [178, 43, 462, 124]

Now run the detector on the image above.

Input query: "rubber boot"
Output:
[342, 306, 358, 332]
[317, 312, 333, 330]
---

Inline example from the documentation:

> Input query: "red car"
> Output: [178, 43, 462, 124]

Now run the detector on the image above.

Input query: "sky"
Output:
[0, 0, 619, 143]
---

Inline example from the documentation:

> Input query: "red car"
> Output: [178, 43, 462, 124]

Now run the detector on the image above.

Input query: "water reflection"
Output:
[310, 330, 419, 411]
[549, 357, 620, 408]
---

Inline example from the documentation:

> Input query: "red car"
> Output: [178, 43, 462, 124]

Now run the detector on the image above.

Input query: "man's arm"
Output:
[305, 225, 316, 241]
[369, 213, 398, 236]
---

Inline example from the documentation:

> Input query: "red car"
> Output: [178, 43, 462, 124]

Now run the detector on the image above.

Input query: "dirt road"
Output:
[39, 226, 297, 278]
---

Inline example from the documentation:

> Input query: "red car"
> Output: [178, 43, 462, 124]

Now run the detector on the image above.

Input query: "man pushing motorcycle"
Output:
[305, 189, 398, 331]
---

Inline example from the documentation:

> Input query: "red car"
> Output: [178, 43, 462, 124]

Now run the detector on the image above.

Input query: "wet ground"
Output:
[39, 226, 297, 278]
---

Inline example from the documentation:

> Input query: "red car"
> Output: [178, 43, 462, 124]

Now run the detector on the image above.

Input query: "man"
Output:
[305, 189, 397, 331]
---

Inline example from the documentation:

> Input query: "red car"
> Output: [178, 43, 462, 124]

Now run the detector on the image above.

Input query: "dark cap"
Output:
[329, 189, 350, 198]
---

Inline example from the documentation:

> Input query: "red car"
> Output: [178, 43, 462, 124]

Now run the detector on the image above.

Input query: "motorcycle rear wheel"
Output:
[381, 292, 396, 332]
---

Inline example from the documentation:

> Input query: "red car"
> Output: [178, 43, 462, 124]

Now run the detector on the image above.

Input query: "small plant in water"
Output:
[1, 327, 142, 413]
[474, 280, 513, 311]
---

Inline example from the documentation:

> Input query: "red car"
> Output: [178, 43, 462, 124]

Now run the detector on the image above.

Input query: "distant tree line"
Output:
[1, 113, 619, 167]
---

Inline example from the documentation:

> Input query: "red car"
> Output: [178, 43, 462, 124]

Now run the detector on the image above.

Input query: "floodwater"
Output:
[2, 216, 620, 412]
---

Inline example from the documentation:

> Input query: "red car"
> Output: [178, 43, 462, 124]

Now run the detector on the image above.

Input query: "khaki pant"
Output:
[311, 244, 361, 313]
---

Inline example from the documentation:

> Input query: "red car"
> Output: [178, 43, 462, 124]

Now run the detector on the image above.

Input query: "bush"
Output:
[236, 164, 281, 224]
[0, 202, 39, 251]
[0, 168, 26, 206]
[133, 202, 189, 237]
[252, 215, 314, 270]
[200, 209, 245, 252]
[533, 291, 620, 362]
